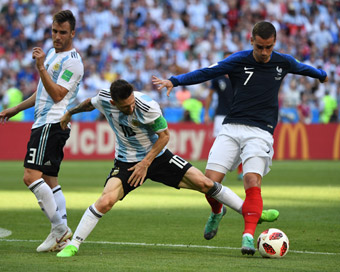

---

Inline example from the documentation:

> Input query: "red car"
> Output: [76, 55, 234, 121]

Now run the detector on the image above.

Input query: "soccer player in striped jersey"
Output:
[152, 21, 328, 255]
[57, 79, 266, 257]
[0, 10, 84, 252]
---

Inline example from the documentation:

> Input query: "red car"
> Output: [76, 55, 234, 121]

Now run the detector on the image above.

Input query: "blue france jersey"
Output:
[210, 76, 233, 116]
[91, 90, 167, 162]
[33, 48, 84, 129]
[170, 50, 327, 134]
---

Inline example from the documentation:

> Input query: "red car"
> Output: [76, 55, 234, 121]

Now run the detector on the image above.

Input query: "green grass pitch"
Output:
[0, 160, 339, 271]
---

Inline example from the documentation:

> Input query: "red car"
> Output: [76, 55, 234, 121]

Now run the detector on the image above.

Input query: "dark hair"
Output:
[110, 79, 134, 101]
[252, 21, 276, 40]
[53, 10, 76, 31]
[223, 51, 233, 58]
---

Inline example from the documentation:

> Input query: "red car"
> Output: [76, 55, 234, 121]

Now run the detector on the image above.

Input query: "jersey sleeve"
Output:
[151, 116, 168, 133]
[91, 89, 111, 114]
[169, 53, 238, 87]
[135, 93, 168, 132]
[284, 54, 327, 81]
[57, 55, 84, 92]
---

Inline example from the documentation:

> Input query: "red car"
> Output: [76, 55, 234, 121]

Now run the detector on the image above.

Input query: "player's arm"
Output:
[32, 47, 69, 103]
[152, 60, 231, 96]
[60, 98, 95, 130]
[286, 54, 328, 83]
[0, 92, 36, 124]
[128, 116, 169, 187]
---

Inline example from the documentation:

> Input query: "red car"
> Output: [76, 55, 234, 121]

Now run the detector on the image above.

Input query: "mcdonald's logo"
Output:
[277, 123, 309, 160]
[333, 124, 340, 160]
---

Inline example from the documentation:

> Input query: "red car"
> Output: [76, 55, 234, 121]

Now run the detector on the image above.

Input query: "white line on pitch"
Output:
[0, 228, 12, 238]
[0, 238, 338, 256]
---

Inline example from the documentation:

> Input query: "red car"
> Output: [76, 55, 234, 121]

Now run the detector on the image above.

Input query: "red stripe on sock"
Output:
[205, 194, 223, 214]
[242, 187, 263, 236]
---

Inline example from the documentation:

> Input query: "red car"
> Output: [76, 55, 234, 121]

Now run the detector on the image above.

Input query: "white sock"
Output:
[209, 183, 244, 214]
[70, 204, 104, 249]
[243, 233, 253, 239]
[28, 178, 63, 228]
[53, 185, 67, 226]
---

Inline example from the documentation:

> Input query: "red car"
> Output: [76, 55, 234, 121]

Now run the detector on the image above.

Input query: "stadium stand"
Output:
[0, 0, 339, 123]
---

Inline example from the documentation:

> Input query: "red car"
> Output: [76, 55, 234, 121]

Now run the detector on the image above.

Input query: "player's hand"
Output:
[152, 76, 174, 97]
[32, 47, 46, 71]
[0, 108, 18, 124]
[204, 112, 211, 124]
[321, 76, 328, 83]
[127, 161, 148, 187]
[60, 111, 71, 130]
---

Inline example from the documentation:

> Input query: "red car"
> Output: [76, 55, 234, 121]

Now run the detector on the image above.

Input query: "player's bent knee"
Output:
[203, 178, 215, 193]
[23, 175, 31, 186]
[243, 173, 262, 189]
[193, 177, 214, 193]
[23, 168, 43, 186]
[181, 167, 215, 192]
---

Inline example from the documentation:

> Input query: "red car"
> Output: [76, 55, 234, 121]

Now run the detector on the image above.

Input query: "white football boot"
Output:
[36, 224, 72, 252]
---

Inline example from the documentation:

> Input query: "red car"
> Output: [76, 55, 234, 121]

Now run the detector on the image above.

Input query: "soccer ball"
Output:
[257, 228, 289, 258]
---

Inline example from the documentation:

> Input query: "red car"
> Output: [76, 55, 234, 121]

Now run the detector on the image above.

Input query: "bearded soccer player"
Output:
[56, 79, 277, 257]
[0, 10, 84, 252]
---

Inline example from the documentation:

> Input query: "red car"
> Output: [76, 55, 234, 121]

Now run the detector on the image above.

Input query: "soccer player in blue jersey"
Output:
[56, 79, 275, 258]
[0, 10, 84, 252]
[203, 51, 244, 240]
[153, 21, 328, 255]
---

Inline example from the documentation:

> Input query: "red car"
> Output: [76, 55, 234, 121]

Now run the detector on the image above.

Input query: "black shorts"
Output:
[105, 149, 192, 199]
[23, 123, 70, 177]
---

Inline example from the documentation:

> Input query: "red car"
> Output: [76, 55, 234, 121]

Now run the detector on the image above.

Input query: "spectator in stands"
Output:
[310, 21, 333, 55]
[0, 0, 340, 123]
[1, 86, 24, 121]
[320, 90, 338, 123]
[282, 78, 300, 108]
[297, 92, 312, 124]
[175, 85, 191, 105]
[182, 97, 203, 124]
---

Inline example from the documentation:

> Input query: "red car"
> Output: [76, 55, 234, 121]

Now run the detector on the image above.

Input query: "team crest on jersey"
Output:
[110, 168, 120, 177]
[53, 63, 60, 71]
[275, 66, 282, 80]
[131, 119, 140, 126]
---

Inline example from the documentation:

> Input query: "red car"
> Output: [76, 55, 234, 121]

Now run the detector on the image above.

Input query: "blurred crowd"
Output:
[1, 0, 339, 123]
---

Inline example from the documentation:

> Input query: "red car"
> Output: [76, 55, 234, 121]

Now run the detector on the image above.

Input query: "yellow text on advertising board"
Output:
[277, 123, 309, 160]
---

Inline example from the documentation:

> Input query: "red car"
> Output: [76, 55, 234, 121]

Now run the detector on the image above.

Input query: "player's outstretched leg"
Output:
[241, 187, 262, 256]
[37, 224, 72, 252]
[204, 182, 244, 240]
[57, 204, 104, 257]
[241, 235, 256, 255]
[258, 209, 279, 224]
[204, 205, 227, 240]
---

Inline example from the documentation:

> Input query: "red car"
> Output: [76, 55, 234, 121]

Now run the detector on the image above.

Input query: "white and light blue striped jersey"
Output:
[91, 90, 168, 162]
[32, 48, 84, 129]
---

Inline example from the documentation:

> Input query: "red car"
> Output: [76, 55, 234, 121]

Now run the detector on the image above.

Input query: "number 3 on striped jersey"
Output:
[244, 71, 254, 85]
